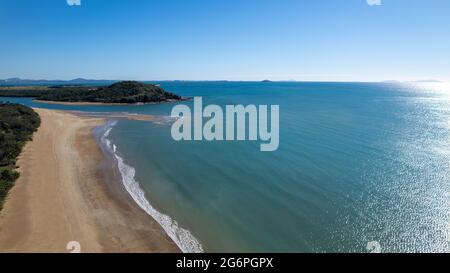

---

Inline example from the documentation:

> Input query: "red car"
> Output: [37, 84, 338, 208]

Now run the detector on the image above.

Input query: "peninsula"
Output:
[0, 81, 184, 104]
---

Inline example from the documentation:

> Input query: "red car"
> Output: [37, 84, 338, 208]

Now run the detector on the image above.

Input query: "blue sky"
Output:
[0, 0, 449, 82]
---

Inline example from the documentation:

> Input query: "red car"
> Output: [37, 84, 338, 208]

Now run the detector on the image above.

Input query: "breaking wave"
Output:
[97, 120, 204, 253]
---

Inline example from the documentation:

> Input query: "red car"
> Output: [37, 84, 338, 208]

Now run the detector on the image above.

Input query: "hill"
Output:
[0, 77, 115, 86]
[0, 81, 183, 104]
[0, 103, 41, 210]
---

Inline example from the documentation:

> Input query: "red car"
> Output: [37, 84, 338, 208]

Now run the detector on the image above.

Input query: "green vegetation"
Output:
[0, 81, 183, 104]
[0, 103, 40, 210]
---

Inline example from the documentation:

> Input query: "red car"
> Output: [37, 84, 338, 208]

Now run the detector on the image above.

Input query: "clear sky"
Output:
[0, 0, 449, 82]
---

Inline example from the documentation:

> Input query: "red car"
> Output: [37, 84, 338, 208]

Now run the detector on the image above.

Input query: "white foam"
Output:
[99, 121, 204, 253]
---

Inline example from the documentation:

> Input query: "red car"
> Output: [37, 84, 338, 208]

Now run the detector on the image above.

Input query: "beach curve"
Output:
[0, 108, 179, 253]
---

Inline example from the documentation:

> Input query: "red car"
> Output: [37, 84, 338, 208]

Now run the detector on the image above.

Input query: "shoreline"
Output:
[33, 98, 190, 106]
[70, 111, 163, 122]
[96, 121, 203, 253]
[0, 108, 179, 253]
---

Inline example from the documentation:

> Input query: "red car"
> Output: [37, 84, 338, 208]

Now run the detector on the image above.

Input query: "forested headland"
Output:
[0, 81, 183, 104]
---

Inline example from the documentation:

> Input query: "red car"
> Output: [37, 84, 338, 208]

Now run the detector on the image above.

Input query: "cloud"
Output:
[367, 0, 381, 6]
[67, 0, 81, 6]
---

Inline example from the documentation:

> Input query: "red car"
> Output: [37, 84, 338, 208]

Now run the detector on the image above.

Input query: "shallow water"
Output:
[2, 81, 450, 252]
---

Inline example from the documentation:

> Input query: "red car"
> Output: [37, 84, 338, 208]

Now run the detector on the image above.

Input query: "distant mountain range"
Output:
[1, 78, 444, 86]
[0, 78, 117, 86]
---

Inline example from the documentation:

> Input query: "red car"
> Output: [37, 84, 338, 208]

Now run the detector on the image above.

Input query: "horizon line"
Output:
[0, 77, 445, 84]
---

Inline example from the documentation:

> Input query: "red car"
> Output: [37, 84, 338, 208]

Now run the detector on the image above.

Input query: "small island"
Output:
[0, 81, 185, 104]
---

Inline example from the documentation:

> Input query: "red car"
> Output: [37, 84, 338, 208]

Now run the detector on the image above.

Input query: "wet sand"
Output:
[33, 99, 187, 106]
[0, 108, 179, 253]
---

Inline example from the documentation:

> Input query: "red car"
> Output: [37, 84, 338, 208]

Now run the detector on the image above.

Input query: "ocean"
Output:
[2, 81, 450, 252]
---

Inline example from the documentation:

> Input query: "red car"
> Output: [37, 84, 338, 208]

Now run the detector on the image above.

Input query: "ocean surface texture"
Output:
[2, 81, 450, 253]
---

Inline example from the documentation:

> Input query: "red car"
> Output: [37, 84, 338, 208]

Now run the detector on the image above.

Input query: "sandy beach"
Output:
[33, 98, 188, 106]
[0, 108, 179, 253]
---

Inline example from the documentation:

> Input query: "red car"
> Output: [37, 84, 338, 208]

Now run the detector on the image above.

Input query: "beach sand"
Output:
[33, 98, 187, 106]
[0, 108, 179, 253]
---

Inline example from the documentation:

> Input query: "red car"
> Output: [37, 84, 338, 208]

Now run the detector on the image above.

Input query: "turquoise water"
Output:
[2, 81, 450, 252]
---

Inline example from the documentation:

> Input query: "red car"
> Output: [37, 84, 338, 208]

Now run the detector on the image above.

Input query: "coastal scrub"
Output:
[0, 103, 40, 210]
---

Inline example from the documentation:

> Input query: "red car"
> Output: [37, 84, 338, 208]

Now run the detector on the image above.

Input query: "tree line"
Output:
[0, 103, 40, 210]
[0, 81, 183, 104]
